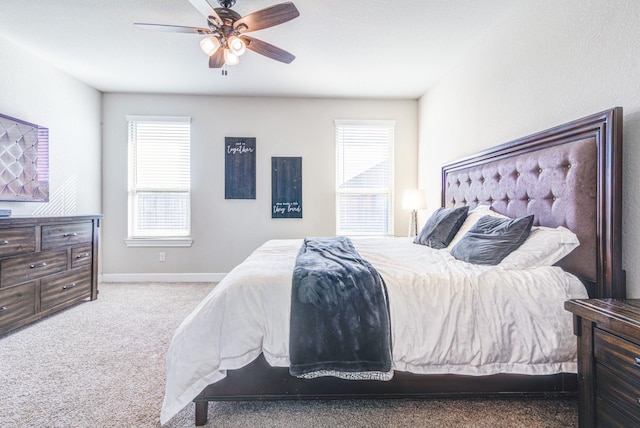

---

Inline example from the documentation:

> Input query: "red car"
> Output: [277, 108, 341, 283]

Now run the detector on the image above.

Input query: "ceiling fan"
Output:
[134, 0, 299, 73]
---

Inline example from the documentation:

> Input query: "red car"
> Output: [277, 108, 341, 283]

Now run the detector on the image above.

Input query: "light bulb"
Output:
[224, 49, 240, 65]
[199, 36, 220, 56]
[227, 36, 246, 56]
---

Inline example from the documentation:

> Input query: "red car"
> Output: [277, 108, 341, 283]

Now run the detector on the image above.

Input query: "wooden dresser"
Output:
[565, 299, 640, 427]
[0, 215, 101, 335]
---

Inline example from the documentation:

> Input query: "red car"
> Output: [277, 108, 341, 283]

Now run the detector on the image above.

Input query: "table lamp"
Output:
[402, 189, 427, 237]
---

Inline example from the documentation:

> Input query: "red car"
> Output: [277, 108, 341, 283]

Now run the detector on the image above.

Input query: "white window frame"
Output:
[335, 119, 395, 236]
[125, 115, 192, 247]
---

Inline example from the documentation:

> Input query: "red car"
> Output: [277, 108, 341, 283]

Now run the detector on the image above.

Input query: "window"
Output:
[335, 120, 395, 236]
[126, 116, 191, 246]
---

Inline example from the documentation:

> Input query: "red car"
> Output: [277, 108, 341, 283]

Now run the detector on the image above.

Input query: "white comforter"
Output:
[160, 237, 588, 424]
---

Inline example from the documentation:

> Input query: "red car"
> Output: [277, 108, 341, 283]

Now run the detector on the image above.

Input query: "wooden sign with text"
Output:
[271, 157, 302, 218]
[225, 137, 256, 199]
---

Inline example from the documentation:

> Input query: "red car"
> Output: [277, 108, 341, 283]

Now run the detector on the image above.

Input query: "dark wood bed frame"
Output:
[192, 107, 625, 425]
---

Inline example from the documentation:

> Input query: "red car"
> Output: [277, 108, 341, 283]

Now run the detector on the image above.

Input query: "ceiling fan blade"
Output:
[188, 0, 223, 26]
[240, 36, 295, 64]
[234, 2, 300, 33]
[209, 48, 225, 68]
[134, 23, 212, 34]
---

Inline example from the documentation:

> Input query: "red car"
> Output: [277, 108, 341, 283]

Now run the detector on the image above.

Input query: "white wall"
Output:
[102, 94, 417, 277]
[418, 0, 640, 297]
[0, 37, 102, 216]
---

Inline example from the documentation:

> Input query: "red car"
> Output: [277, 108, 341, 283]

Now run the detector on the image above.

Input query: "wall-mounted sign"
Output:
[225, 137, 256, 199]
[271, 157, 302, 219]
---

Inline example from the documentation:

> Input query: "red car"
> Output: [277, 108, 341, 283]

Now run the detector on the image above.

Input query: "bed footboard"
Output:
[192, 354, 577, 425]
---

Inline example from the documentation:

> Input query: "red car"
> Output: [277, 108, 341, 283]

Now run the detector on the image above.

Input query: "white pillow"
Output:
[446, 205, 506, 249]
[499, 225, 580, 269]
[446, 205, 580, 268]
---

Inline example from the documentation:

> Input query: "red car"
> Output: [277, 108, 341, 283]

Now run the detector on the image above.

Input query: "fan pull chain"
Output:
[221, 64, 228, 76]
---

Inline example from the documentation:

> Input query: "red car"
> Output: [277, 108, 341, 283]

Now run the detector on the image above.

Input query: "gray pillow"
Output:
[414, 206, 469, 249]
[450, 214, 534, 265]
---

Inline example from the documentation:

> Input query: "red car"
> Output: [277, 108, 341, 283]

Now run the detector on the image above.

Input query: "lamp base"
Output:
[408, 210, 418, 237]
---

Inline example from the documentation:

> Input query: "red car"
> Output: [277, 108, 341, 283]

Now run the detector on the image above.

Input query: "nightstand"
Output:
[565, 299, 640, 427]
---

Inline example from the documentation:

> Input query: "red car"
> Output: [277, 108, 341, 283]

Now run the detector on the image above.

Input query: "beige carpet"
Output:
[0, 282, 578, 427]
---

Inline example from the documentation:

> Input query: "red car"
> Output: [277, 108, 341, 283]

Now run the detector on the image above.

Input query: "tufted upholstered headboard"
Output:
[441, 108, 624, 299]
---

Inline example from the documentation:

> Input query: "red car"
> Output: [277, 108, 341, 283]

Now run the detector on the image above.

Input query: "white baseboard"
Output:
[100, 272, 227, 283]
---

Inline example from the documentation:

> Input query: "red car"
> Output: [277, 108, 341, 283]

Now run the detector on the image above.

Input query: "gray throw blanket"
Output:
[289, 237, 393, 380]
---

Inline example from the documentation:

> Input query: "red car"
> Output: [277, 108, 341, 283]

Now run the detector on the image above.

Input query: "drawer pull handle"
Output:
[635, 357, 640, 367]
[0, 240, 9, 245]
[76, 253, 90, 259]
[63, 283, 77, 290]
[29, 262, 47, 269]
[63, 232, 78, 237]
[0, 306, 6, 312]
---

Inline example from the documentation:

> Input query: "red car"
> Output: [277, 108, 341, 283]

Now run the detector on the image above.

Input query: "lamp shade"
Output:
[200, 36, 221, 56]
[227, 36, 247, 56]
[224, 49, 240, 65]
[402, 189, 427, 210]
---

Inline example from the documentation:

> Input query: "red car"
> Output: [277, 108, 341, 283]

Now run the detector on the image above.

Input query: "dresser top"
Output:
[0, 215, 102, 227]
[565, 299, 640, 335]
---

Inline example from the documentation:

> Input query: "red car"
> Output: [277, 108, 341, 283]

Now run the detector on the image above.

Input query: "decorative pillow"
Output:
[447, 205, 507, 249]
[413, 206, 469, 249]
[450, 214, 534, 265]
[499, 226, 580, 269]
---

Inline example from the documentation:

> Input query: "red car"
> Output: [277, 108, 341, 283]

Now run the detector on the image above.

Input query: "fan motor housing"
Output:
[215, 8, 242, 23]
[217, 0, 236, 8]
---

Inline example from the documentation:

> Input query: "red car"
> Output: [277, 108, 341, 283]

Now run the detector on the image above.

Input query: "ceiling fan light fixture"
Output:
[136, 1, 300, 70]
[227, 36, 247, 56]
[200, 36, 221, 56]
[224, 49, 240, 65]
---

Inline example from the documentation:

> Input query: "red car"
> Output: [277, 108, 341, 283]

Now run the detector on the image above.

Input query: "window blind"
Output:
[335, 120, 395, 236]
[127, 116, 191, 238]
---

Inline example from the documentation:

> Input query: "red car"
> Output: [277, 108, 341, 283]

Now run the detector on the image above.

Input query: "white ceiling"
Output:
[0, 0, 515, 99]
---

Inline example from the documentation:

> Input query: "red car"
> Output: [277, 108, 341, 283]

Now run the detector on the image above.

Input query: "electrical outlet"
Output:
[159, 252, 166, 262]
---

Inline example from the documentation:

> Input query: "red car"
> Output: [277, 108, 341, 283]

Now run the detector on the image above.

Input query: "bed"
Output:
[160, 107, 625, 426]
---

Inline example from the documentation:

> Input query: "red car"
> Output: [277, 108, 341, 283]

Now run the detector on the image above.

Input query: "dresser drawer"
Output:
[596, 364, 640, 424]
[40, 267, 92, 311]
[0, 226, 36, 257]
[0, 250, 67, 288]
[0, 282, 36, 331]
[71, 245, 92, 269]
[41, 222, 93, 250]
[596, 396, 640, 428]
[594, 327, 640, 383]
